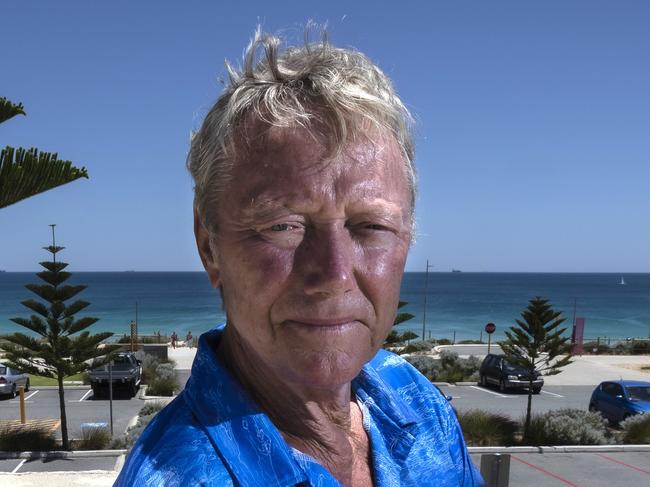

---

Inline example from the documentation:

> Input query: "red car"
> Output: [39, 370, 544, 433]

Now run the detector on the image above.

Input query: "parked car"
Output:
[0, 363, 30, 398]
[89, 352, 142, 398]
[478, 353, 543, 393]
[589, 380, 650, 424]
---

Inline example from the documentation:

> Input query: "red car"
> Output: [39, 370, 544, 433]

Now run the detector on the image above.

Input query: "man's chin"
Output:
[282, 348, 369, 388]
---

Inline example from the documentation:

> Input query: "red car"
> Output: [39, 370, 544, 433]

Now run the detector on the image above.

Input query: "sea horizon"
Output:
[1, 271, 649, 344]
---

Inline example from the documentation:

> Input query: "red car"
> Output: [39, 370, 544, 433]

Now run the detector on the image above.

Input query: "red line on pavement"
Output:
[595, 453, 650, 476]
[511, 455, 581, 487]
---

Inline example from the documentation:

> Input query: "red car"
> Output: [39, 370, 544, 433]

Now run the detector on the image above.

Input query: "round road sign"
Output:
[485, 322, 496, 334]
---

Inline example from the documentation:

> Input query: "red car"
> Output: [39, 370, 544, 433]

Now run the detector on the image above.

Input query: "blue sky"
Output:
[1, 1, 649, 272]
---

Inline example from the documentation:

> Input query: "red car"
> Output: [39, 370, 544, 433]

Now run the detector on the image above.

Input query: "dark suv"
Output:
[478, 353, 543, 394]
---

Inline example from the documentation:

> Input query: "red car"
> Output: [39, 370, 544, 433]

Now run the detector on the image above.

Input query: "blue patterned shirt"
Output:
[115, 325, 482, 486]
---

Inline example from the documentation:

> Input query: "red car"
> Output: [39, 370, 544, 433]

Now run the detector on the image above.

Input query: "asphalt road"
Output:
[438, 384, 595, 419]
[0, 387, 143, 440]
[471, 451, 650, 487]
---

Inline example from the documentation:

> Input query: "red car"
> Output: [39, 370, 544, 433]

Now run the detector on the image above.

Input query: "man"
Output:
[115, 28, 482, 486]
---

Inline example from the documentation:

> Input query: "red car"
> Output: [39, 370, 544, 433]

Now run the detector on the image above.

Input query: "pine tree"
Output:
[501, 297, 573, 440]
[0, 226, 119, 450]
[0, 96, 88, 209]
[384, 301, 416, 346]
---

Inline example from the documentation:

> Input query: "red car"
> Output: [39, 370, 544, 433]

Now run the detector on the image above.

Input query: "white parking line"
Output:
[9, 390, 39, 402]
[541, 390, 564, 398]
[11, 458, 26, 473]
[469, 385, 511, 398]
[24, 390, 39, 401]
[79, 389, 93, 402]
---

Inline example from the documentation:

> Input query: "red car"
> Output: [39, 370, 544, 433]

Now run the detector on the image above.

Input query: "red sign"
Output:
[485, 322, 496, 334]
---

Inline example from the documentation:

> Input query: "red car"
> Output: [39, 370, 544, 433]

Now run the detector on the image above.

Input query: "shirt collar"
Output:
[183, 324, 307, 487]
[183, 325, 423, 486]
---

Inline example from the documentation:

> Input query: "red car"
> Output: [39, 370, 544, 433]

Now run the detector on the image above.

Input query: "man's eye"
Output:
[270, 223, 292, 232]
[365, 224, 387, 231]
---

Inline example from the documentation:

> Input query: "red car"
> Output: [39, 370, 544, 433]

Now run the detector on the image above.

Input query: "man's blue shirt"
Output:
[115, 325, 482, 486]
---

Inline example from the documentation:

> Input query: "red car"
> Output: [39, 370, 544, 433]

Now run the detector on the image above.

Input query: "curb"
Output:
[468, 445, 650, 454]
[33, 385, 90, 390]
[139, 385, 178, 401]
[0, 449, 127, 460]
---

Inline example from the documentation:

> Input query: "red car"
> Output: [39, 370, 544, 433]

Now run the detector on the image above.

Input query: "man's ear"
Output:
[194, 208, 221, 288]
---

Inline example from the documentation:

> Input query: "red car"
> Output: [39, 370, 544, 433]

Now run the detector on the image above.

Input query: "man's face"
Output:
[195, 126, 412, 389]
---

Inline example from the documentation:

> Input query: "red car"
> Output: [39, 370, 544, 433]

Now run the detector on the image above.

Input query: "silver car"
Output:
[0, 363, 30, 398]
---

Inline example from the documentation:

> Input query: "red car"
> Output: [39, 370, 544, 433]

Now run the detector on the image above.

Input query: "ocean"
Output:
[1, 272, 649, 343]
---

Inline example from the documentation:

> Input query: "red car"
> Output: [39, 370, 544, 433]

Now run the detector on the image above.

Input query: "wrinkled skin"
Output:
[194, 126, 412, 485]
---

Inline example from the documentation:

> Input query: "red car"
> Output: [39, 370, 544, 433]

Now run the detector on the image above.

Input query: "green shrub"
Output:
[139, 400, 167, 417]
[141, 354, 160, 384]
[75, 425, 110, 450]
[457, 410, 518, 446]
[436, 338, 452, 345]
[630, 340, 650, 355]
[110, 401, 167, 450]
[399, 341, 434, 355]
[0, 425, 57, 451]
[146, 377, 177, 396]
[404, 355, 440, 381]
[582, 341, 611, 355]
[458, 340, 483, 344]
[524, 409, 612, 445]
[620, 414, 650, 444]
[437, 351, 481, 383]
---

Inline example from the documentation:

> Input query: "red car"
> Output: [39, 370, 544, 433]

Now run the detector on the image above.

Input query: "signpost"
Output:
[485, 322, 496, 354]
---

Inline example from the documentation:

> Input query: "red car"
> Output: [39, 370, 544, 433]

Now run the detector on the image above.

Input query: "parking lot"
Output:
[437, 384, 595, 419]
[0, 387, 144, 440]
[470, 450, 650, 486]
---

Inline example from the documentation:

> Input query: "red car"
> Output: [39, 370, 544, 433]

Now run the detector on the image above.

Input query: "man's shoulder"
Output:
[365, 349, 455, 419]
[114, 393, 233, 487]
[367, 349, 437, 390]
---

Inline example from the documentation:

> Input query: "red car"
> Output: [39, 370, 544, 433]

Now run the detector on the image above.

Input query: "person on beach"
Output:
[185, 331, 193, 348]
[170, 331, 177, 349]
[116, 27, 482, 487]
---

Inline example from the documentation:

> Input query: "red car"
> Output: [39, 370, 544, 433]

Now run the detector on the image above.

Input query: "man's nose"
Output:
[299, 225, 354, 297]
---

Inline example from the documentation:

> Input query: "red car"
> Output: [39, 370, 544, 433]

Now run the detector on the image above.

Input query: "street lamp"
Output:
[421, 259, 433, 341]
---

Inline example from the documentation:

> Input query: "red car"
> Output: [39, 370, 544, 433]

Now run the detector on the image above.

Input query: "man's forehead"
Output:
[239, 124, 402, 174]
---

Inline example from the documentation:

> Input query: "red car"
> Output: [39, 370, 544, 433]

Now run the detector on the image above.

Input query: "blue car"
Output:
[589, 380, 650, 424]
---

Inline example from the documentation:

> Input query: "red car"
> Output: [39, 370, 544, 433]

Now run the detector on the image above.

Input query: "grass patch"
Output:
[457, 410, 518, 446]
[28, 373, 86, 386]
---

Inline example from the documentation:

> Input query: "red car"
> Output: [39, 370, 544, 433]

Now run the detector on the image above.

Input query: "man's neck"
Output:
[215, 326, 372, 486]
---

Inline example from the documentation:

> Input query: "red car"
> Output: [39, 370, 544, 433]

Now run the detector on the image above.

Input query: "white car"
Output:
[0, 363, 30, 398]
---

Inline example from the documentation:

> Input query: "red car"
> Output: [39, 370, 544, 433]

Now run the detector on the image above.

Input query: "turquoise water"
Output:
[1, 272, 649, 342]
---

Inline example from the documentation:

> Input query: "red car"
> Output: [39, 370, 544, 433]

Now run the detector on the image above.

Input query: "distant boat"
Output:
[451, 269, 462, 273]
[620, 276, 626, 285]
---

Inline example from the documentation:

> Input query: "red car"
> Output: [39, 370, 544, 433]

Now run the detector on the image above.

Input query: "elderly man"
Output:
[116, 29, 481, 487]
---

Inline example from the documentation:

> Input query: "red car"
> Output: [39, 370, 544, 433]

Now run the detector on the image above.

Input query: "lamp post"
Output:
[421, 260, 433, 342]
[108, 359, 114, 437]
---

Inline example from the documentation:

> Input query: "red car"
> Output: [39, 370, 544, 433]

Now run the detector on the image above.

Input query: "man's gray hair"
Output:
[188, 27, 416, 233]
